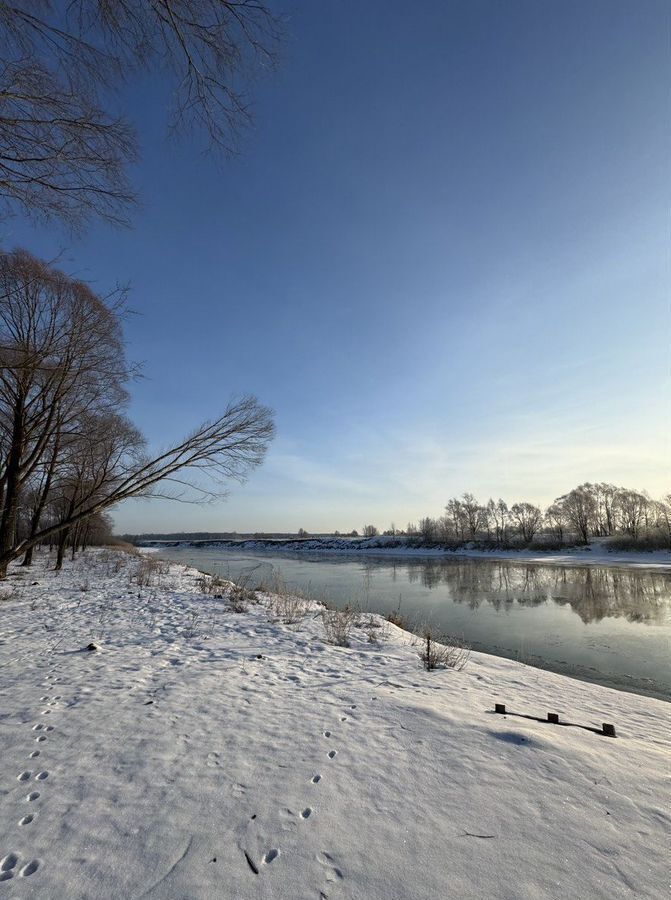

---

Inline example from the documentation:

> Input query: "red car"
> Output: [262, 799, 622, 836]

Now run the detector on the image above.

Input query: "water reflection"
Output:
[359, 558, 669, 625]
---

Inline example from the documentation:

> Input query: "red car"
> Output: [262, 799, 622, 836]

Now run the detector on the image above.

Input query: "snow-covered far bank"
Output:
[139, 535, 671, 570]
[0, 549, 669, 899]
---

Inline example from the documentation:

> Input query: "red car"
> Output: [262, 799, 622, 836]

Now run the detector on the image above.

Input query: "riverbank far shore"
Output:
[0, 548, 668, 899]
[140, 537, 671, 571]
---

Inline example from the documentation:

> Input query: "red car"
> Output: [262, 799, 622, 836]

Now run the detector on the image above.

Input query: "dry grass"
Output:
[385, 597, 408, 630]
[132, 556, 170, 588]
[266, 592, 310, 624]
[357, 613, 387, 643]
[196, 573, 230, 598]
[228, 584, 257, 613]
[417, 626, 471, 671]
[322, 604, 358, 647]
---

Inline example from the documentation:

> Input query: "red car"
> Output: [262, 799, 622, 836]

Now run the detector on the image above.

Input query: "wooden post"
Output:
[602, 723, 616, 737]
[494, 703, 506, 714]
[548, 713, 559, 724]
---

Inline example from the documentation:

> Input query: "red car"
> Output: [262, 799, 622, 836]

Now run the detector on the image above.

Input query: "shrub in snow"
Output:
[266, 593, 310, 624]
[418, 627, 470, 671]
[322, 605, 357, 647]
[196, 573, 229, 598]
[228, 585, 255, 613]
[358, 613, 386, 644]
[132, 557, 169, 589]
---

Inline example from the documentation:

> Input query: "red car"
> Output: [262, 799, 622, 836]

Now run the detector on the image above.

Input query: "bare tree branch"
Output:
[0, 1, 281, 227]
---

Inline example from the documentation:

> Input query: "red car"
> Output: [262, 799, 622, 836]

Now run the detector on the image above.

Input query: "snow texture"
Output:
[0, 549, 669, 899]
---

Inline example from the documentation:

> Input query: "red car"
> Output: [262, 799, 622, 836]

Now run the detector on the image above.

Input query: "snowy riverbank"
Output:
[0, 549, 669, 898]
[141, 536, 671, 570]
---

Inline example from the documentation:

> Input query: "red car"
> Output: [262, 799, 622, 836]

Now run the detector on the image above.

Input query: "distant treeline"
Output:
[125, 483, 671, 553]
[364, 482, 671, 550]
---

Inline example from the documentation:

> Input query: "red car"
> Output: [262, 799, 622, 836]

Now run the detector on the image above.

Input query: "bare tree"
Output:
[510, 502, 543, 544]
[2, 394, 274, 575]
[593, 482, 619, 536]
[0, 249, 274, 575]
[47, 411, 145, 569]
[434, 514, 453, 543]
[0, 1, 281, 227]
[655, 495, 671, 550]
[486, 498, 509, 544]
[418, 516, 437, 543]
[557, 485, 596, 544]
[445, 498, 467, 541]
[362, 524, 378, 537]
[545, 500, 568, 545]
[615, 489, 649, 540]
[460, 493, 486, 540]
[0, 249, 132, 570]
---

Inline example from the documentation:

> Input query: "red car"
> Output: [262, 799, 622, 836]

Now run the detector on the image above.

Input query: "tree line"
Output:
[361, 483, 671, 550]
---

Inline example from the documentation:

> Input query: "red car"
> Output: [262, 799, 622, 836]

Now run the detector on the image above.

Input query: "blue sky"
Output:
[3, 0, 669, 533]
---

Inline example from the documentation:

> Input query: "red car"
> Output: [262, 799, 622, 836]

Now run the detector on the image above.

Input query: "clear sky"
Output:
[3, 0, 669, 534]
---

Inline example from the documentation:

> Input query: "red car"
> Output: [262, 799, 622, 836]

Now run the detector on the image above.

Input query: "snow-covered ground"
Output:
[0, 549, 669, 899]
[143, 537, 671, 570]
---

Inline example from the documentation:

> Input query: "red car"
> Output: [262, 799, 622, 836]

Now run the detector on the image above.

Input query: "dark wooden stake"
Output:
[495, 703, 506, 714]
[548, 713, 560, 724]
[602, 723, 616, 737]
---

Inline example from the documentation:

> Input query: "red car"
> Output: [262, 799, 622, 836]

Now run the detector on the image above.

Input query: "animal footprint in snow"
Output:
[323, 731, 331, 738]
[206, 752, 221, 768]
[311, 774, 322, 784]
[18, 815, 34, 826]
[29, 751, 40, 759]
[35, 771, 49, 780]
[19, 859, 40, 877]
[328, 750, 337, 759]
[26, 791, 40, 802]
[263, 848, 279, 864]
[35, 735, 47, 743]
[300, 808, 312, 819]
[318, 851, 343, 883]
[17, 771, 31, 781]
[0, 853, 19, 881]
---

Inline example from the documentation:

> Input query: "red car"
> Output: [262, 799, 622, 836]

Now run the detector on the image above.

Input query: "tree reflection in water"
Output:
[371, 558, 668, 625]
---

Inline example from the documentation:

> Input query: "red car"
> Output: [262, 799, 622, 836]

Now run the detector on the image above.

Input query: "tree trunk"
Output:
[0, 399, 25, 563]
[22, 432, 60, 568]
[55, 528, 69, 571]
[71, 523, 80, 561]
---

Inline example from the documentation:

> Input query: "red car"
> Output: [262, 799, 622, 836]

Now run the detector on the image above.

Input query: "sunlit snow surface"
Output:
[0, 550, 668, 899]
